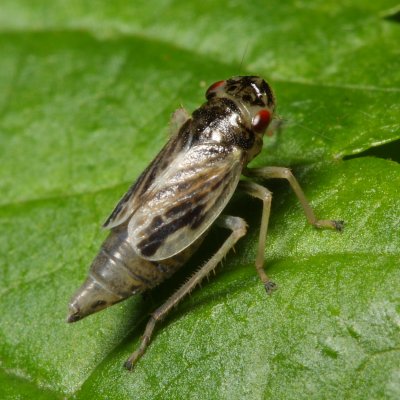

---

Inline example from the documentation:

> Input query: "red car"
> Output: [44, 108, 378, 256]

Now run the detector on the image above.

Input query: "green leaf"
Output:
[0, 1, 399, 399]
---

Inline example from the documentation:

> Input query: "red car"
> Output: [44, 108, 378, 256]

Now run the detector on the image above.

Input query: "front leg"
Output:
[244, 167, 344, 231]
[169, 107, 191, 137]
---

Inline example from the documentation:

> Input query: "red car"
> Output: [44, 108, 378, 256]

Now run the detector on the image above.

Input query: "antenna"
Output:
[239, 43, 249, 75]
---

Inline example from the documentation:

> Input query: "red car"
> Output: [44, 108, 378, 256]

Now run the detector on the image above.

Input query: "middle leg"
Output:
[238, 181, 276, 294]
[244, 167, 344, 231]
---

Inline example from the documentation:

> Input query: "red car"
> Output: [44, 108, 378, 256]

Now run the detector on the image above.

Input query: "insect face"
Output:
[202, 76, 276, 163]
[206, 76, 275, 131]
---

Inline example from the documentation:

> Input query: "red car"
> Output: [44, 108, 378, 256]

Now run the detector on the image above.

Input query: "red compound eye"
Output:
[206, 80, 225, 97]
[252, 109, 272, 132]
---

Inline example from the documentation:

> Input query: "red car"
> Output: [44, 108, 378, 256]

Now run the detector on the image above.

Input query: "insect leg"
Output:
[169, 107, 191, 136]
[124, 215, 247, 370]
[266, 116, 284, 137]
[244, 167, 344, 231]
[238, 181, 276, 294]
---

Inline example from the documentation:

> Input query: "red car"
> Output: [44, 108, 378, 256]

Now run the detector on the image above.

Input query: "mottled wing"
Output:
[103, 122, 192, 229]
[127, 143, 244, 260]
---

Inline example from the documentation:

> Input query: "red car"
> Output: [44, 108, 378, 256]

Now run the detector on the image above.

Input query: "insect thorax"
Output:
[190, 97, 263, 163]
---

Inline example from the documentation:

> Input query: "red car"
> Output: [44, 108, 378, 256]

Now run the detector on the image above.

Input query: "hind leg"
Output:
[125, 215, 247, 370]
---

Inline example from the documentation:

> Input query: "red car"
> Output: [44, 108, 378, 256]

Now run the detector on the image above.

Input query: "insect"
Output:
[67, 76, 343, 370]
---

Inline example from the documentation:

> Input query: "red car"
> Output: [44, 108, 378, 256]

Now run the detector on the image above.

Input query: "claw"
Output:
[333, 220, 345, 232]
[124, 360, 134, 371]
[264, 281, 277, 294]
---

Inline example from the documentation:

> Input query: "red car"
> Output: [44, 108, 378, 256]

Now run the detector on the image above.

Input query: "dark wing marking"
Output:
[127, 143, 244, 260]
[103, 120, 192, 229]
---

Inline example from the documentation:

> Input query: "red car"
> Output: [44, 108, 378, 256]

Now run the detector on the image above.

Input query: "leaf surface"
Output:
[0, 1, 399, 399]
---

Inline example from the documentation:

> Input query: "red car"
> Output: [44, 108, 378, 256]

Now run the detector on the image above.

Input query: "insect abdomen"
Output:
[67, 224, 203, 323]
[94, 225, 153, 295]
[68, 224, 160, 322]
